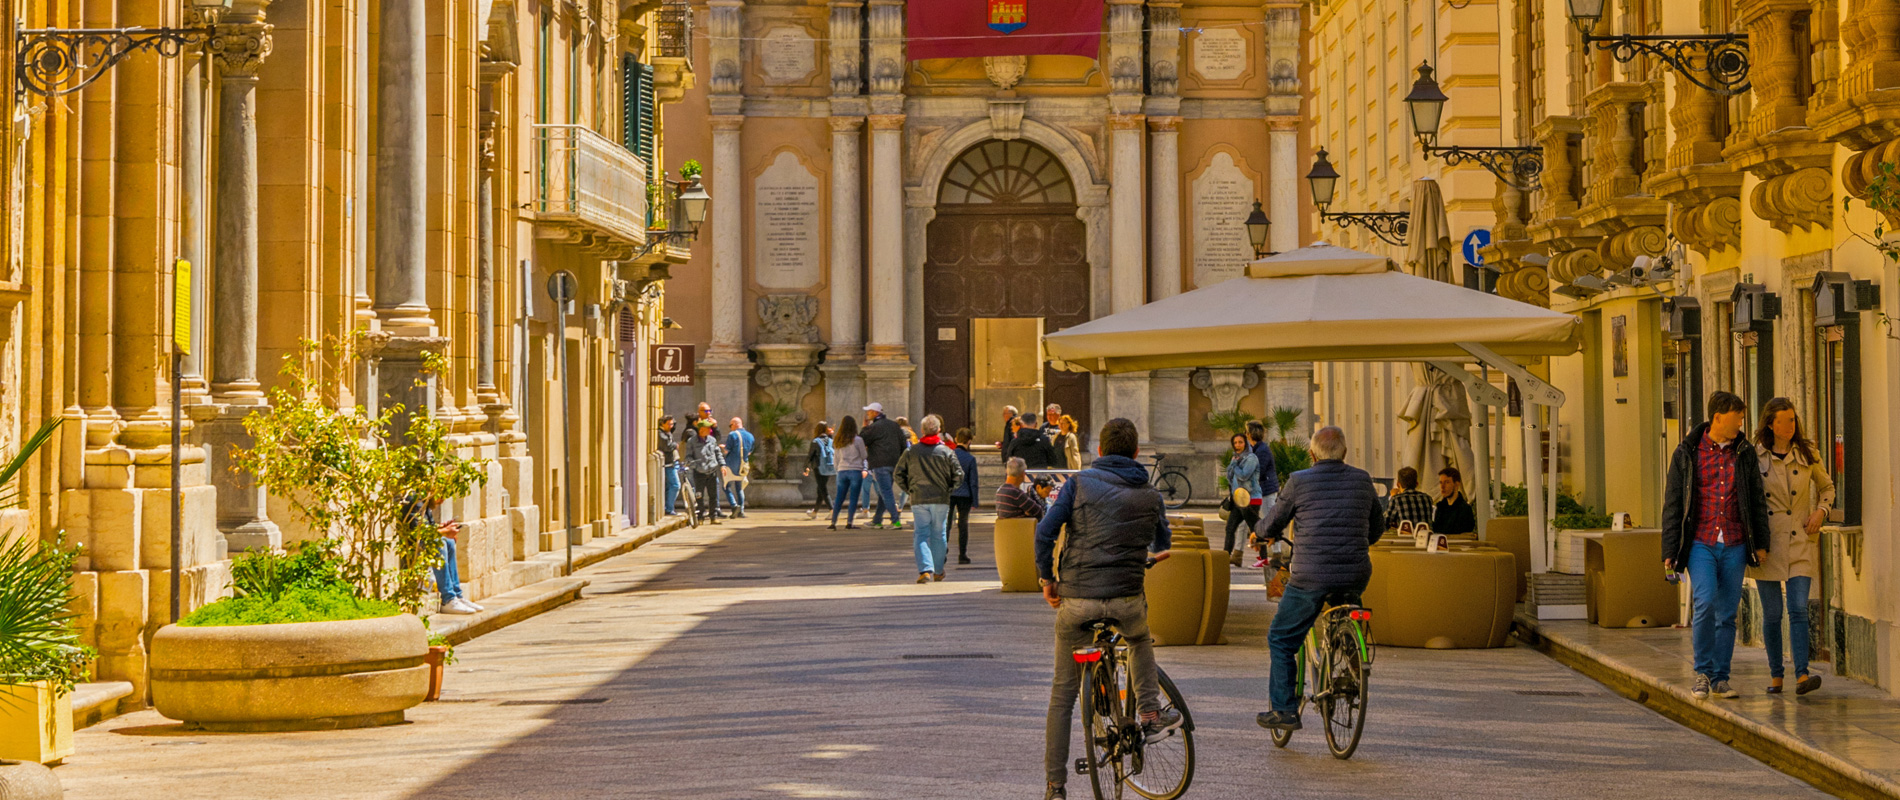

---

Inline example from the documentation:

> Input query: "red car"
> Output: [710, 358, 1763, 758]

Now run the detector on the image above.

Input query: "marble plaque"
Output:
[760, 27, 816, 84]
[1191, 152, 1256, 288]
[1192, 28, 1247, 82]
[753, 151, 822, 289]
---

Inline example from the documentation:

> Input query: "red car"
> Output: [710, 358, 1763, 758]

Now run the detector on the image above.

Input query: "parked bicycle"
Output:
[1267, 596, 1373, 759]
[1141, 454, 1191, 510]
[1072, 615, 1195, 800]
[676, 480, 700, 529]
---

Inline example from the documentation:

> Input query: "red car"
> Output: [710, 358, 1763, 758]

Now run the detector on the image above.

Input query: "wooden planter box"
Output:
[151, 614, 429, 732]
[0, 682, 73, 764]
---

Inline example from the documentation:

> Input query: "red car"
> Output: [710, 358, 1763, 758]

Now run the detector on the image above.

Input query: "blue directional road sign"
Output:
[1463, 229, 1492, 267]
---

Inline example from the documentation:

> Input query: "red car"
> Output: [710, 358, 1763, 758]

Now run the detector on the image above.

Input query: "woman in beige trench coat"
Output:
[1749, 397, 1836, 696]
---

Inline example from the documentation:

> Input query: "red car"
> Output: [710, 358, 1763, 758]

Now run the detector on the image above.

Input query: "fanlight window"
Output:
[938, 140, 1076, 205]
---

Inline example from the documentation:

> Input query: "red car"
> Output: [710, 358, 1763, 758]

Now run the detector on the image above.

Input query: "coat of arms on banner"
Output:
[988, 0, 1026, 34]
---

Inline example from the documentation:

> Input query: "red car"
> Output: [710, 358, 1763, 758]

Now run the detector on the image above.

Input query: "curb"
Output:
[1516, 615, 1900, 800]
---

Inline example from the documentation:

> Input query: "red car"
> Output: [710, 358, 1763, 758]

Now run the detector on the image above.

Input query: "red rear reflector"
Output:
[1350, 610, 1372, 621]
[1072, 648, 1103, 663]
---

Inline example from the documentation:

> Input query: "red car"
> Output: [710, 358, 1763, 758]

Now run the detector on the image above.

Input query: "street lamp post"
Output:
[1244, 201, 1273, 259]
[1403, 63, 1545, 192]
[1304, 149, 1412, 247]
[636, 176, 711, 257]
[1565, 0, 1750, 94]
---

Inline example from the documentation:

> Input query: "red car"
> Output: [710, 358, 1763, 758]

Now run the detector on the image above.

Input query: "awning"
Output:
[1043, 243, 1581, 374]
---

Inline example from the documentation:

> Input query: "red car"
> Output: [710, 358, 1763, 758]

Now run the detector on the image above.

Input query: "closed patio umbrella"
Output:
[1405, 178, 1455, 283]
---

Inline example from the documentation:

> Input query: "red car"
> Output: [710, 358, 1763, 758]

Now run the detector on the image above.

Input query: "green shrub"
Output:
[179, 587, 401, 627]
[1269, 440, 1311, 485]
[230, 541, 351, 602]
[1496, 483, 1615, 528]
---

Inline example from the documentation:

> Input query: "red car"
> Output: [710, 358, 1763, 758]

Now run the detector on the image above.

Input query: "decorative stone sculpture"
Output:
[750, 295, 825, 431]
[1192, 367, 1259, 422]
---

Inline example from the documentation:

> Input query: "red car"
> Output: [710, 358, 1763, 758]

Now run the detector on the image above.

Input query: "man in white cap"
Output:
[859, 402, 908, 529]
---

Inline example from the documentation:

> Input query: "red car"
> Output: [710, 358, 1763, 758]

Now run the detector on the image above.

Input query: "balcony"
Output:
[534, 124, 649, 255]
[652, 0, 696, 102]
[1577, 81, 1668, 270]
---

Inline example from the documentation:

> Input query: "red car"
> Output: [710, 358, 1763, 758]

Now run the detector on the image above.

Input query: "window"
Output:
[1811, 273, 1871, 525]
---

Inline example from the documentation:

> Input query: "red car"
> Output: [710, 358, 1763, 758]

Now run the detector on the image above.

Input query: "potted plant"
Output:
[149, 341, 486, 731]
[0, 420, 88, 774]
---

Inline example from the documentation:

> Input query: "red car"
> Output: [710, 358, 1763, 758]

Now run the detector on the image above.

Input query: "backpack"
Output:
[815, 436, 837, 476]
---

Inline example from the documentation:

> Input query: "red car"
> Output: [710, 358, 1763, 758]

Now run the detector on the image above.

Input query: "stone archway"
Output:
[922, 140, 1090, 438]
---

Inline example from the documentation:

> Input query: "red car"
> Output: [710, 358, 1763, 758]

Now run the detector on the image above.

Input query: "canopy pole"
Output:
[1455, 344, 1565, 575]
[1426, 360, 1507, 542]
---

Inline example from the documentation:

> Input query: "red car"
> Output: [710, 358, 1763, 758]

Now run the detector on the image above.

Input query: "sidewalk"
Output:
[1518, 613, 1900, 799]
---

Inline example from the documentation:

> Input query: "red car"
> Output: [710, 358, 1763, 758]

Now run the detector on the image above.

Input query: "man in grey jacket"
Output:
[1252, 426, 1384, 732]
[684, 420, 727, 523]
[894, 414, 963, 583]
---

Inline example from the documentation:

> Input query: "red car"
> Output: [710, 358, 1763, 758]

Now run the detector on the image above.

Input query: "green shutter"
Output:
[638, 62, 657, 183]
[622, 54, 640, 153]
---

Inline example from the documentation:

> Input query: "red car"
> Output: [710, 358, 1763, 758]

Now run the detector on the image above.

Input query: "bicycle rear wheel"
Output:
[1127, 667, 1193, 800]
[1320, 622, 1370, 760]
[1154, 472, 1191, 510]
[1079, 660, 1118, 800]
[679, 485, 700, 528]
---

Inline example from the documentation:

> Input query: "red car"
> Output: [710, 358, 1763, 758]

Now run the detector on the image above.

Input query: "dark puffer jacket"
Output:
[861, 416, 907, 469]
[1255, 459, 1384, 591]
[1035, 455, 1172, 599]
[1006, 427, 1059, 470]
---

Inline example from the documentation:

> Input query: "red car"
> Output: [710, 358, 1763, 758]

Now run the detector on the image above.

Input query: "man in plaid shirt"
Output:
[1384, 467, 1434, 531]
[1661, 391, 1770, 700]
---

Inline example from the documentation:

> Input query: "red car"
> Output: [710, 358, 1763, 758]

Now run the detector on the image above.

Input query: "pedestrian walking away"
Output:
[1662, 390, 1771, 701]
[805, 421, 837, 520]
[894, 415, 963, 583]
[1009, 412, 1060, 471]
[829, 416, 869, 530]
[860, 403, 908, 529]
[1384, 466, 1433, 532]
[723, 418, 756, 518]
[1431, 467, 1476, 535]
[656, 415, 681, 516]
[1246, 420, 1282, 565]
[1751, 396, 1835, 696]
[686, 420, 726, 523]
[1036, 417, 1180, 800]
[996, 457, 1049, 520]
[1252, 426, 1383, 733]
[948, 427, 981, 565]
[1223, 433, 1263, 567]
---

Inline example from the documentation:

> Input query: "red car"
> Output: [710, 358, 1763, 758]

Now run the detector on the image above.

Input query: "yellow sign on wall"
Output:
[173, 260, 191, 356]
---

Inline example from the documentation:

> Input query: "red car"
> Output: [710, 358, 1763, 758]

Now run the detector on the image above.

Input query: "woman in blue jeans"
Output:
[1750, 398, 1835, 695]
[829, 416, 869, 530]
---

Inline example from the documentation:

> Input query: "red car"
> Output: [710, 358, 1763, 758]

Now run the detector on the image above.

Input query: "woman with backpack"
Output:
[829, 416, 869, 530]
[805, 421, 837, 520]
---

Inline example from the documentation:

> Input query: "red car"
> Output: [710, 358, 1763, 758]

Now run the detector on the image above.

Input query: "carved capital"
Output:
[211, 20, 273, 77]
[868, 114, 905, 131]
[1147, 115, 1182, 133]
[710, 114, 746, 133]
[830, 115, 865, 133]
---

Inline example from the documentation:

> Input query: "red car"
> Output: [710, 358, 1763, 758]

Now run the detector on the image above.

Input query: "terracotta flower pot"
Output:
[424, 645, 449, 702]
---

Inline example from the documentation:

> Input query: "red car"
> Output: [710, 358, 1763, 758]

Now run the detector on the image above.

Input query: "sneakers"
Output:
[932, 572, 946, 582]
[1249, 558, 1268, 569]
[1691, 674, 1711, 699]
[845, 524, 859, 530]
[827, 523, 838, 530]
[1255, 710, 1301, 731]
[805, 509, 817, 519]
[958, 556, 973, 565]
[1796, 674, 1823, 695]
[916, 573, 931, 584]
[1142, 707, 1185, 742]
[1044, 785, 1067, 800]
[1712, 679, 1740, 699]
[439, 598, 481, 615]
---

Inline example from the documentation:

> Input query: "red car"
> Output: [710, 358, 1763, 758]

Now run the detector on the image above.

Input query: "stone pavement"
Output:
[1523, 615, 1900, 798]
[58, 511, 1824, 799]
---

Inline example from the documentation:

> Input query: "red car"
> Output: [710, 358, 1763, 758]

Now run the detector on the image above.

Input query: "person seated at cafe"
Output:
[1432, 466, 1476, 536]
[1385, 467, 1435, 532]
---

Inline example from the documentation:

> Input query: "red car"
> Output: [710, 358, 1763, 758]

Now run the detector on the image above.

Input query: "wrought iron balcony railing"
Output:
[656, 0, 691, 61]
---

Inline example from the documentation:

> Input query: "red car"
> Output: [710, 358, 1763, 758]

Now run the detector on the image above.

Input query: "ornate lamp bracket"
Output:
[1582, 33, 1749, 95]
[1319, 211, 1411, 247]
[1421, 143, 1546, 193]
[17, 24, 216, 98]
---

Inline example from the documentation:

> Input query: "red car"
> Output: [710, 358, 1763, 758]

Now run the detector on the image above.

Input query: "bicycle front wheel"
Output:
[1127, 667, 1194, 800]
[1321, 623, 1370, 760]
[1154, 472, 1191, 510]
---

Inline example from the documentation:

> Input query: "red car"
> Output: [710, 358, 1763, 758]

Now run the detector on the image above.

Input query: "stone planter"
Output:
[150, 614, 429, 732]
[994, 517, 1040, 593]
[1145, 518, 1231, 646]
[0, 759, 62, 799]
[745, 478, 806, 508]
[0, 682, 72, 764]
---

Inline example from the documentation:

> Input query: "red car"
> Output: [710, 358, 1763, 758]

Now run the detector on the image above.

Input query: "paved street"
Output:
[59, 511, 1825, 799]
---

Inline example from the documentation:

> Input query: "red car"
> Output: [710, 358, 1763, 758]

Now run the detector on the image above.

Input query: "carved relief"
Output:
[210, 20, 273, 76]
[1145, 4, 1181, 97]
[1496, 261, 1552, 308]
[1751, 166, 1833, 233]
[1844, 139, 1900, 226]
[1192, 367, 1259, 420]
[984, 56, 1027, 90]
[1549, 249, 1604, 285]
[829, 0, 864, 97]
[708, 1, 743, 96]
[757, 294, 822, 345]
[988, 98, 1027, 141]
[1672, 197, 1744, 254]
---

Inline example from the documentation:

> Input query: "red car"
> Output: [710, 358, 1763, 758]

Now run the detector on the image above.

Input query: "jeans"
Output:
[1045, 595, 1161, 786]
[662, 463, 680, 516]
[911, 503, 950, 574]
[724, 473, 747, 513]
[692, 470, 722, 519]
[870, 466, 901, 526]
[1687, 540, 1747, 682]
[434, 537, 465, 603]
[950, 497, 974, 557]
[1758, 575, 1814, 680]
[831, 470, 864, 525]
[813, 474, 833, 511]
[1268, 579, 1366, 713]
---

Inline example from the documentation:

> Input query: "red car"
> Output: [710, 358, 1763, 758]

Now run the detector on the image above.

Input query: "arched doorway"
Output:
[923, 140, 1090, 441]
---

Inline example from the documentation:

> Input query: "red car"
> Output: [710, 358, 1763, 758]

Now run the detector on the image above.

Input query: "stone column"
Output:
[475, 75, 504, 399]
[862, 113, 912, 414]
[700, 114, 753, 416]
[373, 0, 432, 336]
[204, 4, 280, 552]
[1146, 116, 1190, 445]
[179, 46, 209, 395]
[1106, 113, 1149, 431]
[1269, 119, 1299, 253]
[823, 115, 867, 424]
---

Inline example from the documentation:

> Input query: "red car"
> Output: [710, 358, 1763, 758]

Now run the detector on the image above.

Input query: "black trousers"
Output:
[813, 474, 833, 511]
[692, 471, 722, 518]
[1224, 504, 1260, 552]
[950, 497, 974, 557]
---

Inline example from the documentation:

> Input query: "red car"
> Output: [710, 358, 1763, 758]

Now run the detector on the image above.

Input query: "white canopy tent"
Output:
[1044, 243, 1581, 574]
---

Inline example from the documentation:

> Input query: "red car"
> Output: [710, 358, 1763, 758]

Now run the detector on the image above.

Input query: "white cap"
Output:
[863, 402, 883, 413]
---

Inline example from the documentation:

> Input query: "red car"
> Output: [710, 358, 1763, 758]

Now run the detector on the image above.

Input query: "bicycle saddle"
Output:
[1083, 617, 1121, 631]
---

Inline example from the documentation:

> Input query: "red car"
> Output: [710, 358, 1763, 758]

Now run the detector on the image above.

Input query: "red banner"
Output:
[906, 0, 1105, 61]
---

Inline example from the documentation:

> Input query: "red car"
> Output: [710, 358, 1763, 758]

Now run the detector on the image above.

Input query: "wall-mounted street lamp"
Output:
[1403, 63, 1545, 192]
[637, 176, 711, 256]
[1305, 149, 1411, 247]
[16, 0, 233, 98]
[1244, 200, 1274, 258]
[1566, 0, 1750, 94]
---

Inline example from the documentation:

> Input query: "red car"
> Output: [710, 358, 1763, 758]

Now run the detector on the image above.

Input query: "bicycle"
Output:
[1267, 597, 1373, 759]
[1142, 454, 1192, 510]
[1072, 617, 1195, 800]
[676, 480, 700, 529]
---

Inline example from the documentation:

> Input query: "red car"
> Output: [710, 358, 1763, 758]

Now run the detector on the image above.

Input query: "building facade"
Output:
[663, 0, 1315, 482]
[1309, 0, 1900, 690]
[1, 0, 691, 703]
